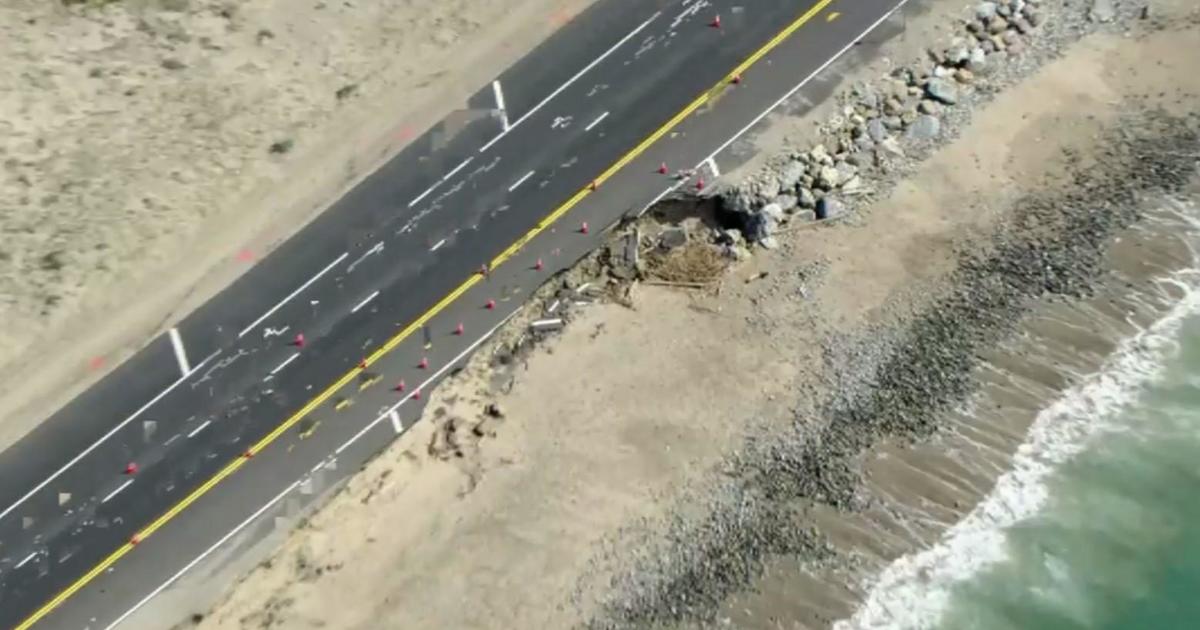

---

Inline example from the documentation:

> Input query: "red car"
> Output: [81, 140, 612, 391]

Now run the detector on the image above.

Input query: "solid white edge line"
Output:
[0, 348, 220, 524]
[186, 419, 212, 439]
[350, 290, 381, 314]
[584, 111, 610, 132]
[101, 479, 135, 504]
[389, 410, 403, 434]
[478, 10, 663, 153]
[269, 353, 301, 376]
[106, 310, 519, 630]
[104, 4, 912, 625]
[705, 0, 911, 162]
[335, 310, 520, 456]
[237, 252, 350, 338]
[103, 478, 303, 630]
[167, 328, 190, 376]
[704, 156, 721, 178]
[508, 170, 536, 192]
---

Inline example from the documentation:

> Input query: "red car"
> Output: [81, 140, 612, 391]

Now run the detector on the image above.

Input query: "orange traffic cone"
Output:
[534, 258, 544, 271]
[580, 222, 589, 235]
[418, 357, 429, 369]
[124, 462, 138, 475]
[709, 15, 721, 28]
[455, 322, 464, 336]
[394, 379, 406, 392]
[657, 162, 668, 174]
[486, 299, 496, 310]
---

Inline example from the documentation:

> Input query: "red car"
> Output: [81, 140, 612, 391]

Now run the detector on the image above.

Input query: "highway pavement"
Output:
[0, 0, 913, 627]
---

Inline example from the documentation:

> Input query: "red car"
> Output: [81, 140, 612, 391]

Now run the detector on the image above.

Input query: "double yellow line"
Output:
[13, 0, 836, 627]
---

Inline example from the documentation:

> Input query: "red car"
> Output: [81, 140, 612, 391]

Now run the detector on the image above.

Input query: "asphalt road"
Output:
[0, 0, 913, 627]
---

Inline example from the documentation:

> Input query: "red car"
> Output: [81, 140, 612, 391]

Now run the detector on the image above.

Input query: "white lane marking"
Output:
[389, 410, 403, 434]
[584, 111, 609, 132]
[0, 348, 220, 524]
[168, 327, 190, 376]
[163, 433, 181, 447]
[704, 156, 721, 177]
[346, 241, 384, 275]
[408, 182, 440, 209]
[492, 80, 510, 131]
[429, 238, 447, 252]
[104, 5, 912, 625]
[336, 309, 520, 456]
[237, 252, 349, 338]
[101, 479, 134, 504]
[409, 156, 476, 208]
[351, 290, 380, 314]
[479, 10, 663, 153]
[269, 353, 300, 376]
[636, 0, 913, 222]
[186, 419, 212, 439]
[708, 2, 910, 162]
[263, 326, 290, 340]
[441, 157, 474, 182]
[104, 478, 304, 630]
[16, 552, 37, 569]
[508, 170, 536, 192]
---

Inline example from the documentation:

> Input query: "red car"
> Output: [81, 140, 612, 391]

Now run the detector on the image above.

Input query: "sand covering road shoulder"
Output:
[188, 7, 1200, 630]
[0, 0, 595, 451]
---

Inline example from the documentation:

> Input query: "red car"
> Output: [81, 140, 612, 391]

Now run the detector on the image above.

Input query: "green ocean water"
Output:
[836, 265, 1200, 630]
[934, 309, 1200, 630]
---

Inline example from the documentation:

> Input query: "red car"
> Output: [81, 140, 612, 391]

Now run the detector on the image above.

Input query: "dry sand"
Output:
[186, 3, 1200, 629]
[0, 0, 597, 450]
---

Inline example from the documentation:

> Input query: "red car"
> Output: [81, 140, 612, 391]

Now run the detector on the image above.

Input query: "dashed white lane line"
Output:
[408, 157, 476, 208]
[584, 111, 610, 132]
[238, 252, 350, 338]
[704, 156, 721, 178]
[492, 80, 510, 131]
[168, 327, 190, 376]
[269, 353, 300, 377]
[16, 552, 37, 569]
[441, 157, 474, 183]
[389, 410, 403, 434]
[350, 290, 380, 314]
[479, 10, 663, 153]
[0, 348, 220, 524]
[508, 170, 536, 192]
[101, 479, 134, 504]
[186, 419, 212, 439]
[430, 238, 447, 252]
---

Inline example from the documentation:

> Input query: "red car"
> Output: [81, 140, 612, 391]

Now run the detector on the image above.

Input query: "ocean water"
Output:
[836, 215, 1200, 630]
[935, 301, 1200, 630]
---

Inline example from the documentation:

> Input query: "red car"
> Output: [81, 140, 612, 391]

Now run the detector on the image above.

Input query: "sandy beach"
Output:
[5, 0, 1200, 629]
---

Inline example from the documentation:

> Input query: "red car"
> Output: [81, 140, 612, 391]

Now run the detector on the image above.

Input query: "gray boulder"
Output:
[1089, 0, 1115, 22]
[797, 187, 817, 209]
[975, 1, 998, 20]
[815, 196, 845, 221]
[965, 47, 989, 74]
[865, 117, 889, 142]
[774, 194, 798, 213]
[925, 78, 959, 104]
[878, 137, 905, 157]
[817, 165, 842, 190]
[658, 227, 688, 250]
[778, 160, 807, 191]
[906, 115, 941, 140]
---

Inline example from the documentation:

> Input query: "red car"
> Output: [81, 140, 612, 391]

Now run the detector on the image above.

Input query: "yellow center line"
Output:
[14, 0, 836, 627]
